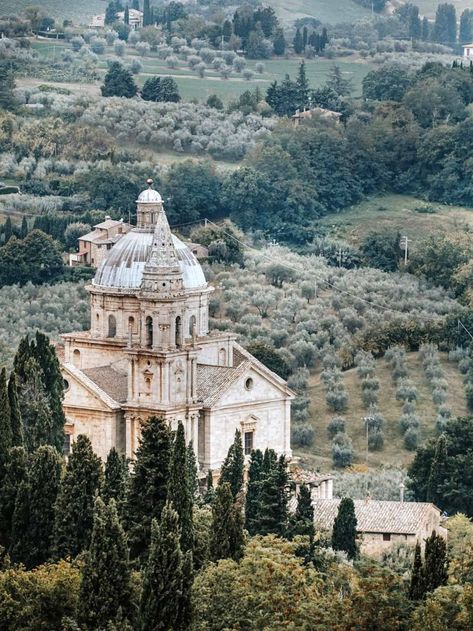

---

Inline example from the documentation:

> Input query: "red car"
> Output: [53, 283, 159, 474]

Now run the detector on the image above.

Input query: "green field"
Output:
[297, 352, 467, 470]
[2, 0, 371, 26]
[30, 39, 372, 102]
[318, 194, 473, 248]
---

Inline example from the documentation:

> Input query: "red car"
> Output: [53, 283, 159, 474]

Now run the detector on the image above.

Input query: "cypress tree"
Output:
[202, 469, 215, 505]
[168, 421, 193, 552]
[421, 16, 430, 41]
[20, 216, 28, 239]
[124, 4, 130, 25]
[8, 373, 23, 447]
[302, 26, 308, 49]
[293, 27, 303, 54]
[255, 456, 288, 537]
[0, 62, 16, 111]
[10, 445, 62, 568]
[273, 28, 286, 56]
[103, 447, 128, 517]
[18, 358, 53, 452]
[423, 530, 448, 594]
[78, 498, 132, 630]
[0, 446, 27, 549]
[296, 61, 310, 110]
[289, 483, 315, 539]
[187, 441, 198, 501]
[210, 482, 244, 562]
[30, 331, 66, 453]
[140, 503, 192, 631]
[143, 0, 152, 26]
[101, 62, 138, 98]
[332, 497, 358, 560]
[409, 542, 424, 600]
[4, 217, 12, 243]
[132, 0, 140, 9]
[53, 434, 103, 559]
[245, 449, 264, 535]
[126, 416, 172, 562]
[218, 429, 244, 500]
[0, 367, 12, 477]
[426, 433, 448, 506]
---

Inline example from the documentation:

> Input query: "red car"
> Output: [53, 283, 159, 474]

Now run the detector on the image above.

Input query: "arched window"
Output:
[189, 315, 196, 337]
[108, 315, 117, 338]
[146, 316, 153, 348]
[128, 316, 135, 330]
[73, 349, 81, 368]
[218, 348, 226, 366]
[175, 316, 182, 347]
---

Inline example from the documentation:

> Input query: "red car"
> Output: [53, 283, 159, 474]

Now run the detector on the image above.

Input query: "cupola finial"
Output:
[147, 178, 153, 188]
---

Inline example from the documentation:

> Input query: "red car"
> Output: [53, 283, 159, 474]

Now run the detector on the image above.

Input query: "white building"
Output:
[60, 181, 293, 470]
[90, 9, 143, 30]
[463, 43, 473, 59]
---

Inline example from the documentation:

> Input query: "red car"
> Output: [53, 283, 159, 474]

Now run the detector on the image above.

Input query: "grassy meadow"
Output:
[318, 194, 473, 249]
[297, 352, 467, 470]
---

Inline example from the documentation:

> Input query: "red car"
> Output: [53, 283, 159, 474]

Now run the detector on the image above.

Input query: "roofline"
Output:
[62, 363, 122, 410]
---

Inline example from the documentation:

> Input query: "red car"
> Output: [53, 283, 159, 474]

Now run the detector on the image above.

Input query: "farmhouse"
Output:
[70, 217, 132, 268]
[292, 107, 342, 127]
[313, 497, 446, 558]
[463, 43, 473, 59]
[60, 181, 293, 471]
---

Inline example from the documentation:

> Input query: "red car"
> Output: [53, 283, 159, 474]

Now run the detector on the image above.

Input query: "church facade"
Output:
[60, 182, 293, 472]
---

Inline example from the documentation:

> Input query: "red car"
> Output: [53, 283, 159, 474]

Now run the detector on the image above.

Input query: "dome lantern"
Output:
[136, 178, 163, 229]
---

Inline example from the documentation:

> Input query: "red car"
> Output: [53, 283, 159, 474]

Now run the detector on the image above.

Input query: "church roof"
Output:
[197, 361, 250, 406]
[312, 499, 440, 535]
[82, 366, 128, 403]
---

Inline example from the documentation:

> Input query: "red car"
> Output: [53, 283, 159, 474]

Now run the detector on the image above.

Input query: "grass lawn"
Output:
[296, 352, 467, 471]
[31, 40, 372, 102]
[317, 194, 473, 249]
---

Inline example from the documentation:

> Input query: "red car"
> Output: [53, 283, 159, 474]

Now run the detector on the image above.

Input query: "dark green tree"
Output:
[218, 429, 244, 500]
[210, 482, 244, 562]
[245, 342, 290, 379]
[53, 434, 103, 559]
[139, 503, 192, 631]
[105, 1, 121, 25]
[0, 230, 64, 287]
[124, 4, 130, 25]
[426, 433, 448, 505]
[222, 19, 232, 42]
[3, 217, 13, 243]
[20, 216, 28, 239]
[17, 358, 53, 453]
[332, 497, 358, 560]
[273, 28, 286, 55]
[187, 441, 198, 501]
[126, 416, 172, 562]
[78, 497, 132, 630]
[132, 0, 140, 9]
[409, 542, 424, 600]
[302, 26, 308, 49]
[255, 455, 289, 537]
[288, 483, 314, 539]
[408, 6, 422, 39]
[362, 64, 412, 102]
[460, 9, 473, 44]
[0, 446, 27, 549]
[168, 421, 193, 552]
[361, 229, 401, 272]
[0, 368, 12, 477]
[142, 76, 180, 102]
[423, 530, 448, 594]
[293, 27, 303, 54]
[101, 62, 138, 98]
[326, 65, 353, 96]
[245, 449, 264, 535]
[432, 3, 457, 44]
[103, 447, 128, 516]
[421, 16, 430, 41]
[202, 470, 215, 505]
[143, 0, 152, 26]
[10, 445, 62, 568]
[0, 62, 16, 111]
[296, 61, 310, 109]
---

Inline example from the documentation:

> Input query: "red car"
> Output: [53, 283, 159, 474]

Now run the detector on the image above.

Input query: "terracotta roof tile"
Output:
[82, 366, 128, 403]
[197, 361, 249, 407]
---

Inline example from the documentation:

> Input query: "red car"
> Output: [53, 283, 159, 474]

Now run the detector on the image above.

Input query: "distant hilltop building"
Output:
[90, 9, 143, 30]
[463, 43, 473, 59]
[69, 217, 133, 268]
[292, 107, 342, 127]
[60, 180, 293, 472]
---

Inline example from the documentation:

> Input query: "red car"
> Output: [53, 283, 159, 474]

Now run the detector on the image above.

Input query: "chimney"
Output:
[364, 493, 371, 505]
[399, 482, 405, 503]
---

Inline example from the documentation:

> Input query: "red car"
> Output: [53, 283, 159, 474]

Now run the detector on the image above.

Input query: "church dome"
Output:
[137, 188, 162, 204]
[93, 230, 207, 291]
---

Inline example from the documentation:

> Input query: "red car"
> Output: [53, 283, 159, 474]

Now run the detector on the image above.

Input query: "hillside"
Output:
[297, 351, 467, 470]
[415, 0, 473, 18]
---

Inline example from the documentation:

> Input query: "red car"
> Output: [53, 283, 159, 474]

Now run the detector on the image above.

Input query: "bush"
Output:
[396, 380, 418, 402]
[332, 432, 354, 468]
[465, 383, 473, 411]
[292, 423, 315, 447]
[399, 413, 421, 433]
[362, 388, 378, 408]
[326, 387, 348, 412]
[327, 416, 346, 438]
[432, 388, 448, 405]
[404, 427, 420, 451]
[369, 429, 385, 451]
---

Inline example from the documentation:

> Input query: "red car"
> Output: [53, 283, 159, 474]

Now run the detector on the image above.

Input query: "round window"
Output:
[245, 377, 254, 391]
[63, 379, 70, 392]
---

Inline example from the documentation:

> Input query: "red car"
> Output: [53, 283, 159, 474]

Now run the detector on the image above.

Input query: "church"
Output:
[60, 181, 293, 473]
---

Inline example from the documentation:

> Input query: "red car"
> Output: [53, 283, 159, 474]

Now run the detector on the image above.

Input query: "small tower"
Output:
[136, 178, 163, 229]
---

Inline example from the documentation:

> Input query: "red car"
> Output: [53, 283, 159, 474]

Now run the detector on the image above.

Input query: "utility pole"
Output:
[362, 416, 370, 464]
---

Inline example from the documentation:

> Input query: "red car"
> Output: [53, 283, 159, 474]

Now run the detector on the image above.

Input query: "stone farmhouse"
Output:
[69, 217, 132, 268]
[60, 181, 293, 473]
[313, 497, 447, 558]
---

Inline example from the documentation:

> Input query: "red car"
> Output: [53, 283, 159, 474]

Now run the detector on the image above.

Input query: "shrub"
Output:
[255, 62, 265, 73]
[243, 69, 254, 81]
[396, 380, 418, 402]
[332, 432, 354, 468]
[292, 423, 315, 447]
[326, 387, 348, 412]
[399, 413, 421, 433]
[327, 416, 346, 438]
[404, 427, 420, 451]
[466, 383, 473, 411]
[362, 388, 378, 408]
[432, 388, 448, 405]
[369, 429, 384, 451]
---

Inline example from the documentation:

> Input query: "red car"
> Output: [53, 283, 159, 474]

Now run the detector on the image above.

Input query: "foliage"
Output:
[210, 482, 244, 563]
[101, 61, 137, 98]
[218, 429, 244, 500]
[168, 421, 194, 552]
[332, 497, 358, 559]
[141, 76, 180, 103]
[0, 230, 64, 287]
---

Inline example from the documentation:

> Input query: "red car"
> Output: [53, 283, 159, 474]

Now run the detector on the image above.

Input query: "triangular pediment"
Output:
[62, 363, 122, 412]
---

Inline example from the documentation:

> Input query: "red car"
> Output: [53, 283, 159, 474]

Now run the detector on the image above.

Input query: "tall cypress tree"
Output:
[332, 497, 358, 560]
[140, 503, 192, 631]
[168, 421, 193, 552]
[426, 434, 448, 505]
[187, 441, 198, 501]
[202, 469, 215, 505]
[293, 27, 303, 54]
[143, 0, 152, 26]
[255, 456, 288, 537]
[124, 4, 130, 25]
[103, 447, 128, 517]
[10, 445, 62, 568]
[53, 434, 103, 559]
[126, 416, 172, 562]
[421, 16, 430, 41]
[210, 482, 244, 562]
[18, 358, 53, 452]
[3, 217, 13, 243]
[0, 62, 16, 111]
[0, 446, 27, 549]
[423, 530, 448, 594]
[296, 61, 310, 110]
[409, 542, 424, 600]
[20, 216, 28, 239]
[30, 332, 66, 453]
[0, 367, 12, 477]
[8, 373, 23, 448]
[288, 483, 315, 539]
[245, 449, 264, 535]
[78, 498, 132, 630]
[218, 429, 244, 500]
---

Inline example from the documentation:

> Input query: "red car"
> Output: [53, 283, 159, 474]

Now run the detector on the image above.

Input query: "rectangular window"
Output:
[244, 431, 254, 455]
[63, 433, 71, 456]
[383, 533, 391, 542]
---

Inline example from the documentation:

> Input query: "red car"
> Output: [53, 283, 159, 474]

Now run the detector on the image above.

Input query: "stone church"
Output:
[60, 181, 293, 473]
